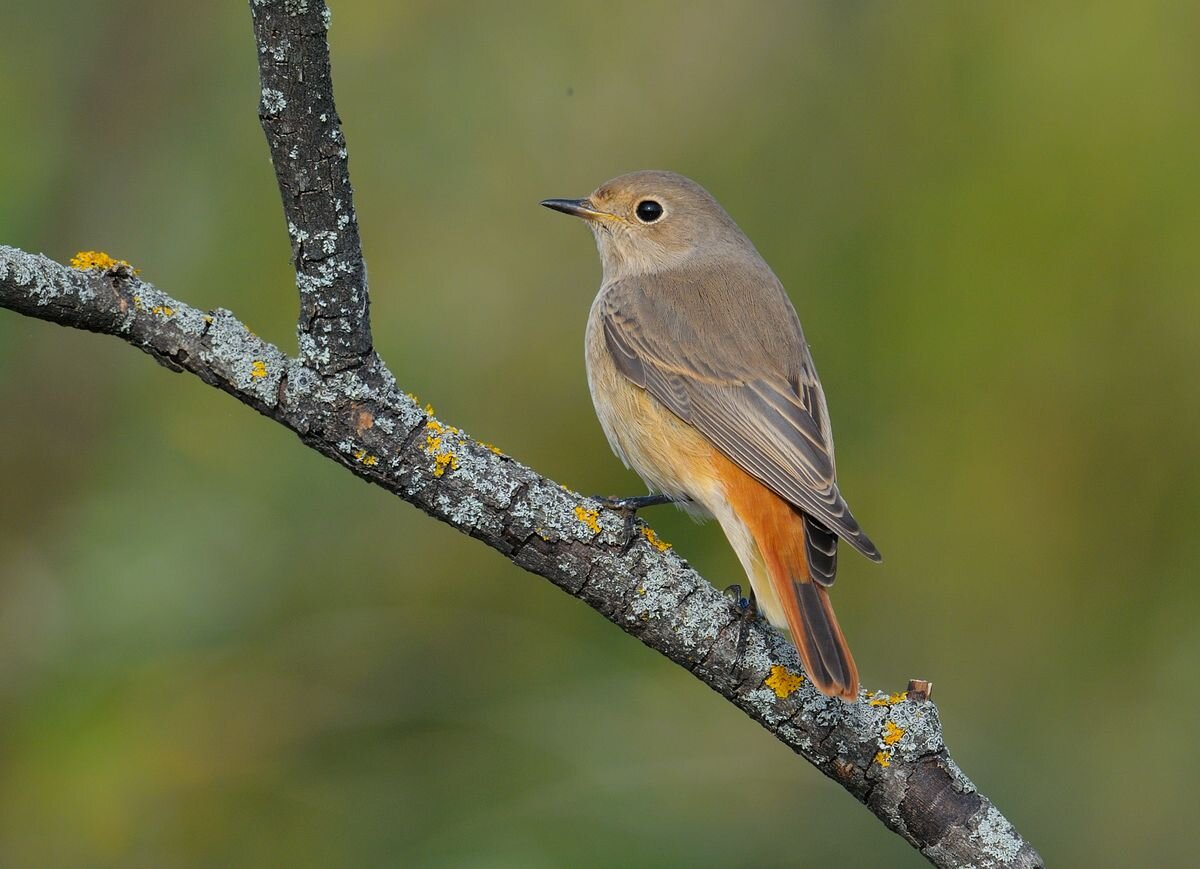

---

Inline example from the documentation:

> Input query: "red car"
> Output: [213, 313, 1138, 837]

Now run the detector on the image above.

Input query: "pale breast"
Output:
[585, 290, 723, 519]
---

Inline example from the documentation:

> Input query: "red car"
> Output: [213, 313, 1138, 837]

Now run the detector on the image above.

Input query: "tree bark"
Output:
[0, 3, 1043, 867]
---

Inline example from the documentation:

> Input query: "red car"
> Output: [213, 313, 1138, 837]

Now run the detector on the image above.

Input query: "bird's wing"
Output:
[599, 274, 880, 563]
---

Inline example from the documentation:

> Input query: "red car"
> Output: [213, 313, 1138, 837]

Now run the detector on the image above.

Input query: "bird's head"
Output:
[541, 170, 750, 280]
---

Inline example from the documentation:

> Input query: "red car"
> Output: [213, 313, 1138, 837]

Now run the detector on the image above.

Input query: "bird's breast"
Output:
[585, 294, 721, 519]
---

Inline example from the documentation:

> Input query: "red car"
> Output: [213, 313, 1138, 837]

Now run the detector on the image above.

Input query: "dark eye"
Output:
[635, 199, 664, 223]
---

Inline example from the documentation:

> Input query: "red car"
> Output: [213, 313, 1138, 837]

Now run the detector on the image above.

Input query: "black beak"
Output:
[540, 198, 607, 220]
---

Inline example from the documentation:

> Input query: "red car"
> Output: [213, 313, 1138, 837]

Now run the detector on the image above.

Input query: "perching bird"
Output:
[542, 171, 881, 700]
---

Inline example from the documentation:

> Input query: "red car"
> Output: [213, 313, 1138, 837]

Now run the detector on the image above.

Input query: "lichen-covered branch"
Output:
[0, 246, 1043, 869]
[251, 0, 371, 375]
[0, 2, 1043, 866]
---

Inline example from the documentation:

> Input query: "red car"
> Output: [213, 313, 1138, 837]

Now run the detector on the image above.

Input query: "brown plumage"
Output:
[543, 171, 880, 700]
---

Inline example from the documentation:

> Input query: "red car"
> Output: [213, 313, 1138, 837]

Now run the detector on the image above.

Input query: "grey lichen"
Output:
[319, 231, 339, 255]
[0, 246, 91, 304]
[200, 309, 286, 405]
[508, 479, 579, 542]
[295, 257, 356, 297]
[125, 282, 204, 334]
[297, 332, 332, 367]
[943, 756, 979, 794]
[973, 805, 1025, 864]
[438, 493, 490, 532]
[386, 391, 426, 434]
[628, 556, 685, 621]
[889, 700, 946, 761]
[445, 442, 523, 509]
[261, 88, 287, 115]
[657, 562, 729, 650]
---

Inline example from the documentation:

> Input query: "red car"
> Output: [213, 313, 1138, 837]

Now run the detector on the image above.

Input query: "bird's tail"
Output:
[776, 565, 859, 700]
[714, 455, 859, 699]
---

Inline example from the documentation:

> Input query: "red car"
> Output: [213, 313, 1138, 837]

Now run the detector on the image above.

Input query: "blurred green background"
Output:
[2, 1, 1198, 866]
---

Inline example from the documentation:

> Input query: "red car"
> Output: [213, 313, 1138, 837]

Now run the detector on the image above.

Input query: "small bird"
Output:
[542, 171, 881, 700]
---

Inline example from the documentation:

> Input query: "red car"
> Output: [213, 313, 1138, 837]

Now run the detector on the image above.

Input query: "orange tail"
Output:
[715, 454, 859, 700]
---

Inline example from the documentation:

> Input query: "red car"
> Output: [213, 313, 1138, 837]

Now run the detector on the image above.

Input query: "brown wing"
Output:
[600, 274, 881, 563]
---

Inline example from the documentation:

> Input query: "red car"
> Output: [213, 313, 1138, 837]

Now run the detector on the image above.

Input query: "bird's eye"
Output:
[635, 200, 664, 223]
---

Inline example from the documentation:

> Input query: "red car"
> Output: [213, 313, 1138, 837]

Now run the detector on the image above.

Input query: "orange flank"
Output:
[712, 450, 859, 700]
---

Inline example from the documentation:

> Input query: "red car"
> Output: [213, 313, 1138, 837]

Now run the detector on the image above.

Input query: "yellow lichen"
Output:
[423, 422, 459, 477]
[868, 691, 909, 707]
[763, 665, 804, 699]
[882, 721, 905, 746]
[69, 251, 138, 273]
[203, 315, 214, 325]
[352, 449, 379, 467]
[424, 403, 435, 416]
[432, 452, 458, 477]
[249, 360, 268, 379]
[573, 505, 601, 534]
[480, 442, 503, 455]
[874, 750, 893, 768]
[641, 526, 671, 552]
[150, 305, 174, 317]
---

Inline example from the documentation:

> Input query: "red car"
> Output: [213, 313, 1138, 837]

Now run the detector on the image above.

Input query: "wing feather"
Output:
[600, 275, 880, 562]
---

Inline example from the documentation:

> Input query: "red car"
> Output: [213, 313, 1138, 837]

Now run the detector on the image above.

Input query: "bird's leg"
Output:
[592, 493, 686, 542]
[723, 583, 759, 662]
[722, 582, 756, 614]
[593, 493, 681, 511]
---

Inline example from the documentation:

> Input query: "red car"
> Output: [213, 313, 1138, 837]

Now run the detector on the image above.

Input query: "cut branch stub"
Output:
[908, 678, 933, 701]
[250, 0, 372, 375]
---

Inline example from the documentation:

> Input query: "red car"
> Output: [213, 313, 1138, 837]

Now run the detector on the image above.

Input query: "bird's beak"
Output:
[540, 198, 613, 222]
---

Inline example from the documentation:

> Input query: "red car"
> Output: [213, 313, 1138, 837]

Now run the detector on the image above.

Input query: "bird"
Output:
[541, 171, 881, 700]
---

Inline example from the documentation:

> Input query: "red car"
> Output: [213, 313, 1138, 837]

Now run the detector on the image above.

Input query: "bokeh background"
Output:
[2, 2, 1198, 866]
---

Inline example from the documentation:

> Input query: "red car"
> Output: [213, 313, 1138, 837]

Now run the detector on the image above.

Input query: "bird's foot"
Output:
[723, 584, 759, 661]
[592, 493, 686, 542]
[723, 583, 757, 616]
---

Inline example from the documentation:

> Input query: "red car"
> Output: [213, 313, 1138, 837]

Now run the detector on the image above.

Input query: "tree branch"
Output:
[0, 3, 1043, 866]
[251, 0, 372, 375]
